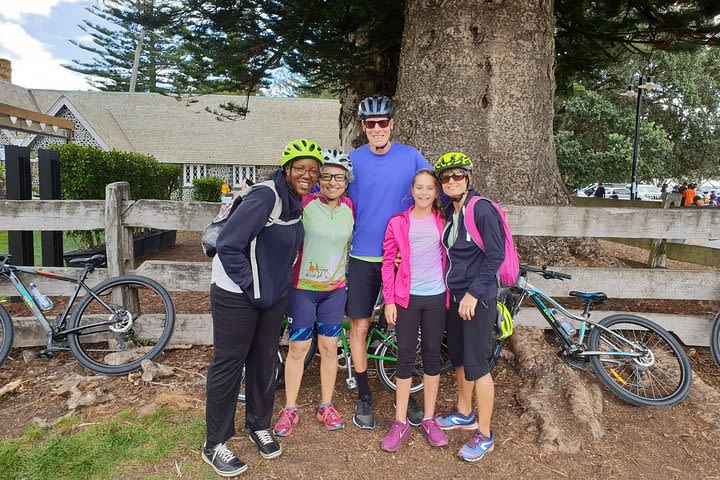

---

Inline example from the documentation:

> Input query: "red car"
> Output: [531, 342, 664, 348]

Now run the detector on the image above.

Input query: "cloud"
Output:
[0, 0, 83, 23]
[0, 21, 92, 90]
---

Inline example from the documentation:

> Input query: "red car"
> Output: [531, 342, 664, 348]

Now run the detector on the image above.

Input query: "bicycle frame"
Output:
[337, 319, 399, 388]
[513, 275, 644, 359]
[0, 263, 112, 350]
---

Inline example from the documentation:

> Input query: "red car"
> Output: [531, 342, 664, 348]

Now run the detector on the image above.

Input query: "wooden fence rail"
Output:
[1, 182, 719, 347]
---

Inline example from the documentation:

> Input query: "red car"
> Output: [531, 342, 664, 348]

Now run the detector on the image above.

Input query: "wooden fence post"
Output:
[647, 194, 680, 268]
[105, 182, 138, 309]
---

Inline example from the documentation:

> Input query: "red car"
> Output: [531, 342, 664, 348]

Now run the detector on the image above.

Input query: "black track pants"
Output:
[205, 284, 286, 443]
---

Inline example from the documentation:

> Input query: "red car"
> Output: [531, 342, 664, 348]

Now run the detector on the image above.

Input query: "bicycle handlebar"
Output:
[520, 265, 572, 281]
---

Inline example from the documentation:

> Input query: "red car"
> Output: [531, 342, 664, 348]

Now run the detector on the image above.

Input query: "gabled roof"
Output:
[0, 81, 340, 165]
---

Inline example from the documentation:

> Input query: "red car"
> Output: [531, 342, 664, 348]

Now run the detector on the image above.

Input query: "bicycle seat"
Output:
[568, 291, 607, 304]
[68, 254, 107, 268]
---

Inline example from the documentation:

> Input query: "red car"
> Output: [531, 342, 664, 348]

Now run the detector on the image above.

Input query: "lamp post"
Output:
[621, 75, 657, 200]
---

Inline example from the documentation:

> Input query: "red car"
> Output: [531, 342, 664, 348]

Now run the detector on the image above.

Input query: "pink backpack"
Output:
[464, 196, 520, 286]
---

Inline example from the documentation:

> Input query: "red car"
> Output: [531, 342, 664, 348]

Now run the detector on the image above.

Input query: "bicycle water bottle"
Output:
[552, 309, 576, 337]
[29, 283, 53, 311]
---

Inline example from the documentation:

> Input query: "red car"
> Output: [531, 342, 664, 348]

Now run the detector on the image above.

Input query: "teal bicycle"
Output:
[507, 265, 692, 407]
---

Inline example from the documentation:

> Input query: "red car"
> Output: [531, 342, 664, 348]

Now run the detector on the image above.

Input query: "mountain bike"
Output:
[0, 253, 175, 375]
[506, 265, 692, 407]
[238, 297, 452, 401]
[711, 311, 720, 368]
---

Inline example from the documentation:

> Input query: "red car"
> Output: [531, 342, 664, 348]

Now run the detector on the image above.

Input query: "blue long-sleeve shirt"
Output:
[348, 143, 430, 259]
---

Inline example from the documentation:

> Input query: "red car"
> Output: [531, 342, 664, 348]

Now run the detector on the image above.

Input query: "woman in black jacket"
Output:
[202, 139, 323, 477]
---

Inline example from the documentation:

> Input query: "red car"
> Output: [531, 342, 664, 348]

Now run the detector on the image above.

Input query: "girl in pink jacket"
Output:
[380, 169, 449, 453]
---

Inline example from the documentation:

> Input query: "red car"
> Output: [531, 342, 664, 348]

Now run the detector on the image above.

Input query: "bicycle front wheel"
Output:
[0, 304, 14, 367]
[588, 314, 691, 407]
[375, 334, 425, 394]
[710, 312, 720, 369]
[67, 275, 175, 375]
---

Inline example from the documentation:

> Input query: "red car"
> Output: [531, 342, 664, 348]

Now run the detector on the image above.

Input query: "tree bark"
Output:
[394, 0, 568, 206]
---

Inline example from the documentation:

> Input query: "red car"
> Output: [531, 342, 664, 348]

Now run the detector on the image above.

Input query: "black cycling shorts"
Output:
[345, 256, 382, 319]
[446, 295, 495, 381]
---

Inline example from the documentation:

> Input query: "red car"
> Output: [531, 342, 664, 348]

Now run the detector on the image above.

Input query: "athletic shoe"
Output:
[316, 403, 344, 431]
[249, 429, 282, 459]
[434, 407, 478, 430]
[381, 419, 411, 453]
[420, 418, 448, 447]
[273, 407, 299, 437]
[201, 442, 248, 477]
[407, 396, 423, 427]
[352, 395, 375, 429]
[458, 430, 495, 462]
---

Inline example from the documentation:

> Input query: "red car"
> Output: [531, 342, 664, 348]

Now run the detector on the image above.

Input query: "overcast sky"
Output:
[0, 0, 98, 90]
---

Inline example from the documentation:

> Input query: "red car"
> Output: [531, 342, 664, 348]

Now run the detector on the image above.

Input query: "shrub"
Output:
[192, 176, 223, 202]
[51, 144, 182, 248]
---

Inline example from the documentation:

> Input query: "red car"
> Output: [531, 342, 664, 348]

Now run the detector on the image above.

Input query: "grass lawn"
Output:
[0, 409, 209, 480]
[0, 231, 89, 265]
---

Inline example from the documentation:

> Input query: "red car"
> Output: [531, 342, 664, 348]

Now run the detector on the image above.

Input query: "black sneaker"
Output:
[202, 442, 248, 477]
[249, 429, 282, 459]
[407, 396, 423, 427]
[352, 395, 375, 429]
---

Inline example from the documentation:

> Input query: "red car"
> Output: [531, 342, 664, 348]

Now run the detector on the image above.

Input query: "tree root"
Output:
[511, 326, 604, 453]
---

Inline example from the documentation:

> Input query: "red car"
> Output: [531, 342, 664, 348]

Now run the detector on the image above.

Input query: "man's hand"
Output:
[385, 303, 398, 325]
[458, 292, 478, 321]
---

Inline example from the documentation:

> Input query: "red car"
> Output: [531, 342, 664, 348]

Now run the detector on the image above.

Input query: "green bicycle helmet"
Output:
[495, 301, 514, 340]
[434, 152, 473, 176]
[280, 138, 324, 167]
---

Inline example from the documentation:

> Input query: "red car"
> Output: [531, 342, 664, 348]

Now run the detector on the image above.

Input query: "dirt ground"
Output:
[1, 232, 720, 479]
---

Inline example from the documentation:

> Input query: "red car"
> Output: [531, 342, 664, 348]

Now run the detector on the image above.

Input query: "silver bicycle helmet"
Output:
[321, 148, 353, 182]
[357, 95, 396, 119]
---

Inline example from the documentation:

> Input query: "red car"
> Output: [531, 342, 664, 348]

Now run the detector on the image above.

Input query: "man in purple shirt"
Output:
[347, 95, 430, 429]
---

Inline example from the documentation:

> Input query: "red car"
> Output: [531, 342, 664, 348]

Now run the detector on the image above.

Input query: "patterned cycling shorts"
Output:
[287, 287, 346, 341]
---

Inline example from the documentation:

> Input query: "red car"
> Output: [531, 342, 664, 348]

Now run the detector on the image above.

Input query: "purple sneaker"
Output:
[381, 419, 411, 453]
[420, 418, 448, 447]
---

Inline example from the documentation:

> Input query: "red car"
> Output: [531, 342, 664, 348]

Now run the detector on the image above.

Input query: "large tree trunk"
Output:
[393, 0, 615, 266]
[394, 0, 567, 206]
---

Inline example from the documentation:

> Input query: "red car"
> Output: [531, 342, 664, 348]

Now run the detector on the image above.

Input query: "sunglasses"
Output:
[363, 119, 390, 129]
[320, 172, 347, 182]
[439, 172, 468, 184]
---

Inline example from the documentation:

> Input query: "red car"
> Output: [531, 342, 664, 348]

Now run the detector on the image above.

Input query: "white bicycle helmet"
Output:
[321, 148, 353, 182]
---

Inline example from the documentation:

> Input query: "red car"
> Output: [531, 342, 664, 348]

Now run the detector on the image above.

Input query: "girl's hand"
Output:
[394, 251, 402, 268]
[458, 292, 478, 321]
[385, 303, 398, 325]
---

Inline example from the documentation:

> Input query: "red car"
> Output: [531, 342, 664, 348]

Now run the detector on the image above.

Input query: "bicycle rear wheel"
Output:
[67, 275, 175, 375]
[375, 334, 425, 394]
[588, 314, 691, 407]
[711, 312, 720, 369]
[0, 304, 14, 367]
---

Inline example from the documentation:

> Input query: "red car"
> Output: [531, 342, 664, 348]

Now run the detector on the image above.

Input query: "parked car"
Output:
[635, 184, 662, 201]
[607, 187, 631, 200]
[576, 183, 627, 198]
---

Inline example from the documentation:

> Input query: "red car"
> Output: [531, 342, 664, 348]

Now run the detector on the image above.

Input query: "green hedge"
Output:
[52, 144, 181, 200]
[192, 176, 223, 202]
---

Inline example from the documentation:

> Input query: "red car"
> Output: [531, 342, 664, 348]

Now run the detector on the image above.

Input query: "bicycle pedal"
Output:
[36, 349, 55, 359]
[346, 378, 357, 389]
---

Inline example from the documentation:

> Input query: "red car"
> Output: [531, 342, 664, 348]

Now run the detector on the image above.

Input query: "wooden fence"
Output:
[1, 182, 719, 347]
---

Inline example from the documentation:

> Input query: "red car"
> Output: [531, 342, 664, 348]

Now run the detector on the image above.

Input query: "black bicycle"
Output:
[711, 311, 720, 369]
[0, 253, 175, 375]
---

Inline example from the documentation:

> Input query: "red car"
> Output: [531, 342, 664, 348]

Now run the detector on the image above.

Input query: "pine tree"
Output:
[65, 1, 187, 93]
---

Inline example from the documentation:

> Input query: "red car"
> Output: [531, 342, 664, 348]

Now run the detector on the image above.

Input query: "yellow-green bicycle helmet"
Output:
[280, 138, 324, 167]
[495, 301, 514, 340]
[434, 152, 473, 176]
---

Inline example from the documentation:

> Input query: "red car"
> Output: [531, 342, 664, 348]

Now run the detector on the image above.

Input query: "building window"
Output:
[233, 165, 256, 186]
[184, 164, 206, 186]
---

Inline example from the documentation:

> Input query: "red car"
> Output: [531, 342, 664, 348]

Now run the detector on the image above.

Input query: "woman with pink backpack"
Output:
[432, 152, 518, 463]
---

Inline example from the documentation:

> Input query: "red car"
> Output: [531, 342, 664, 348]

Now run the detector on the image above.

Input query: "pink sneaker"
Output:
[381, 419, 411, 453]
[273, 407, 299, 437]
[316, 403, 344, 431]
[420, 418, 448, 447]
